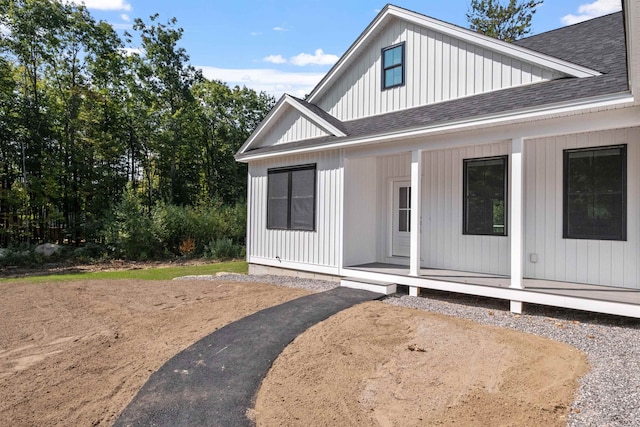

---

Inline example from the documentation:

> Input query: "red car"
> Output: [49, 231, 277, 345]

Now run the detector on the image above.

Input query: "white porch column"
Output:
[510, 138, 524, 291]
[410, 150, 423, 277]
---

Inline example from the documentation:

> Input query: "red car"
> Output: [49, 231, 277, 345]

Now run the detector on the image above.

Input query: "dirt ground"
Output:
[0, 279, 588, 427]
[0, 279, 309, 427]
[255, 301, 588, 427]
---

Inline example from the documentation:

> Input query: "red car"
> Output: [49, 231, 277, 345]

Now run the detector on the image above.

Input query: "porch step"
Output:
[341, 277, 397, 295]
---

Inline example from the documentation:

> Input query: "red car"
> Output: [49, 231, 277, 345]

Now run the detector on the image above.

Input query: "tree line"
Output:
[0, 0, 274, 251]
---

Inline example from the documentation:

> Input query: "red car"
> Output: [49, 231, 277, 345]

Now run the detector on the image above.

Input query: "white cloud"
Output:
[62, 0, 132, 11]
[197, 66, 325, 98]
[120, 47, 144, 56]
[290, 49, 339, 67]
[250, 31, 262, 36]
[120, 13, 130, 22]
[273, 26, 288, 32]
[561, 0, 621, 25]
[111, 22, 133, 30]
[264, 54, 287, 64]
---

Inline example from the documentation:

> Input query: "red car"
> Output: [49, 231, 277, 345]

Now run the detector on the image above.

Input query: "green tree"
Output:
[466, 0, 543, 42]
[130, 14, 203, 206]
[193, 80, 274, 204]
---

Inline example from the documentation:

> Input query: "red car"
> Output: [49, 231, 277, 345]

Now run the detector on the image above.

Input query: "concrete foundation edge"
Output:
[248, 263, 341, 283]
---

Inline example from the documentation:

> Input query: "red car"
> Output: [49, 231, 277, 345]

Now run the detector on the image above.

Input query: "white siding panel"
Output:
[316, 18, 565, 122]
[247, 150, 342, 269]
[430, 143, 509, 275]
[524, 127, 640, 289]
[344, 156, 379, 266]
[256, 108, 329, 148]
[376, 144, 510, 275]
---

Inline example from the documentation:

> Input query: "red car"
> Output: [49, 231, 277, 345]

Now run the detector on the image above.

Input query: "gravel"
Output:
[206, 274, 640, 427]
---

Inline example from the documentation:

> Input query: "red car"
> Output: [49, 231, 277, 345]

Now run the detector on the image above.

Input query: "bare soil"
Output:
[0, 279, 309, 426]
[255, 301, 589, 427]
[0, 279, 588, 427]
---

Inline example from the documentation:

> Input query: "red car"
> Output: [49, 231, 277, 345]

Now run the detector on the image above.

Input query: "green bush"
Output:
[203, 238, 245, 261]
[103, 189, 247, 261]
[151, 202, 247, 257]
[104, 188, 164, 260]
[0, 245, 45, 267]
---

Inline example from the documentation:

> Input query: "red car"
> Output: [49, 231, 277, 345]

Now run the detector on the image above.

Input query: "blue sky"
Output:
[77, 0, 622, 98]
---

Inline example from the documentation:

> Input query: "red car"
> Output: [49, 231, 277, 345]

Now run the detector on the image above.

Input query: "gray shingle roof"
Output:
[240, 12, 628, 159]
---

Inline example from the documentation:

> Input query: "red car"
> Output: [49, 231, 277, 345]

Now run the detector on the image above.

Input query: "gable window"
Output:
[267, 164, 316, 231]
[463, 156, 508, 236]
[564, 145, 626, 240]
[382, 42, 405, 89]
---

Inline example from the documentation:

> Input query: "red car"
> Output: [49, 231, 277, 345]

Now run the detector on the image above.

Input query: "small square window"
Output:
[382, 43, 405, 90]
[563, 145, 626, 240]
[463, 156, 508, 236]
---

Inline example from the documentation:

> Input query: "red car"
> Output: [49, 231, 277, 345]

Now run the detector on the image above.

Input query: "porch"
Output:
[341, 263, 640, 319]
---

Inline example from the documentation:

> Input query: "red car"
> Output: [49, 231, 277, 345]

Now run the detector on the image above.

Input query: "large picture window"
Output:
[463, 156, 508, 236]
[267, 164, 316, 231]
[564, 145, 626, 240]
[381, 42, 405, 90]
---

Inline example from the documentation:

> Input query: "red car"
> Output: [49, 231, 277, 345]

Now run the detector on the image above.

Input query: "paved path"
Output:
[114, 286, 382, 427]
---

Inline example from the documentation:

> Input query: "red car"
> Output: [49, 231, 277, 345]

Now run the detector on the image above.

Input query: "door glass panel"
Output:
[398, 186, 411, 232]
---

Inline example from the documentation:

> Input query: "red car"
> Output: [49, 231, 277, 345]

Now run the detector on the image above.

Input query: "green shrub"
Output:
[204, 238, 245, 261]
[104, 188, 164, 260]
[0, 245, 45, 268]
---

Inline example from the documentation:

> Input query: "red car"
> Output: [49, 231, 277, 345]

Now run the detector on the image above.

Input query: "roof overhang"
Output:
[236, 94, 346, 157]
[237, 92, 634, 162]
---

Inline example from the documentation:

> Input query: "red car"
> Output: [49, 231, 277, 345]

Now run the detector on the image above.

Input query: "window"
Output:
[382, 43, 405, 89]
[463, 156, 508, 236]
[267, 164, 316, 231]
[564, 145, 626, 240]
[398, 186, 411, 232]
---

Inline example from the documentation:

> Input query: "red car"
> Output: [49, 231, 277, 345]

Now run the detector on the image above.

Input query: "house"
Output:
[236, 1, 640, 318]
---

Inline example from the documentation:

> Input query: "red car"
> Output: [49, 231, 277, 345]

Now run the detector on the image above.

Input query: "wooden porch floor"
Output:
[345, 262, 640, 307]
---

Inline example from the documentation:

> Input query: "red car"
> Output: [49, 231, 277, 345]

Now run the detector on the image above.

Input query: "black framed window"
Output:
[563, 145, 626, 240]
[267, 164, 316, 231]
[463, 156, 508, 236]
[382, 42, 405, 89]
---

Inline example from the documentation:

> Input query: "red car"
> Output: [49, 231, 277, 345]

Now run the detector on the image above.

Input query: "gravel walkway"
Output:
[206, 274, 640, 427]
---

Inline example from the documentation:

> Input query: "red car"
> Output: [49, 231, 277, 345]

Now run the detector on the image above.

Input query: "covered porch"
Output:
[341, 131, 640, 319]
[341, 263, 640, 318]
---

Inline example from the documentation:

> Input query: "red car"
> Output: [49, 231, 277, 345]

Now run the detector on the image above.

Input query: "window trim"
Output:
[267, 163, 316, 231]
[563, 144, 627, 241]
[381, 42, 405, 90]
[462, 155, 508, 237]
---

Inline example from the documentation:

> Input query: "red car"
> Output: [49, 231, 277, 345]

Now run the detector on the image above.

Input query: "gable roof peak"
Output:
[306, 3, 601, 104]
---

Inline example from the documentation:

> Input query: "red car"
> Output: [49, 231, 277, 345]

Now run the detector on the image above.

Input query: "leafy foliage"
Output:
[466, 0, 543, 42]
[0, 0, 273, 256]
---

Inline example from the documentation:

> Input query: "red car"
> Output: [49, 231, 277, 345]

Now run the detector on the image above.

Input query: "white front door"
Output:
[392, 181, 411, 257]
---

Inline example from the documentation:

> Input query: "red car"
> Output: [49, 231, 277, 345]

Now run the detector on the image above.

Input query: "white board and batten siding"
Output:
[344, 144, 510, 275]
[420, 142, 511, 275]
[524, 127, 640, 289]
[343, 156, 379, 266]
[317, 18, 563, 122]
[256, 108, 328, 148]
[247, 150, 342, 273]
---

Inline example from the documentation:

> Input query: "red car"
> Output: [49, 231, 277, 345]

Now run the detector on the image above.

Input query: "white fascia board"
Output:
[307, 5, 393, 103]
[236, 94, 289, 156]
[307, 5, 600, 104]
[286, 96, 346, 137]
[237, 93, 634, 162]
[236, 95, 345, 157]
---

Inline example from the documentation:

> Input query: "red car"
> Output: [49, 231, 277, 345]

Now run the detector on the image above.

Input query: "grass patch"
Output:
[1, 261, 248, 283]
